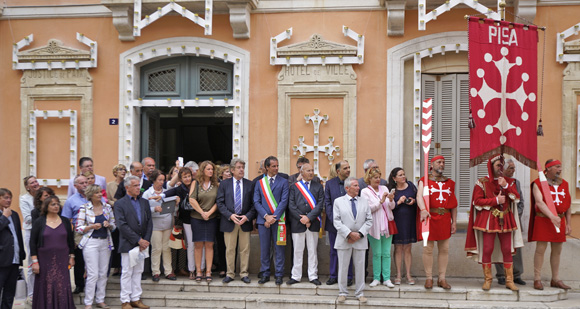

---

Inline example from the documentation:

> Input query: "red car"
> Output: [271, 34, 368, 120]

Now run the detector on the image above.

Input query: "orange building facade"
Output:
[1, 0, 579, 238]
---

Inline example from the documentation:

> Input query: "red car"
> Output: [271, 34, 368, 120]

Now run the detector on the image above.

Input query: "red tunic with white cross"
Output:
[418, 177, 458, 241]
[529, 178, 571, 243]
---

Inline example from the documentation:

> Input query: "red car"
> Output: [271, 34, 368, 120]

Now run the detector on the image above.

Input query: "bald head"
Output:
[130, 162, 143, 178]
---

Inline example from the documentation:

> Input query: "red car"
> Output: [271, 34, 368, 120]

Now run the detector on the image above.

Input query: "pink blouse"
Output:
[361, 185, 396, 239]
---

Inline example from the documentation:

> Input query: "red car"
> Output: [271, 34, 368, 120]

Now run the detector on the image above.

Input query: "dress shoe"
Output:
[286, 278, 299, 285]
[424, 278, 433, 289]
[437, 279, 451, 290]
[258, 271, 264, 279]
[550, 279, 571, 290]
[326, 278, 337, 285]
[152, 274, 160, 282]
[310, 279, 322, 286]
[241, 276, 251, 284]
[121, 302, 132, 309]
[514, 278, 526, 285]
[258, 276, 270, 284]
[275, 277, 283, 285]
[337, 295, 346, 302]
[129, 300, 150, 309]
[166, 274, 177, 281]
[347, 279, 354, 286]
[497, 277, 506, 285]
[95, 303, 110, 309]
[223, 276, 234, 283]
[73, 286, 84, 294]
[533, 280, 544, 290]
[141, 273, 148, 280]
[358, 296, 368, 303]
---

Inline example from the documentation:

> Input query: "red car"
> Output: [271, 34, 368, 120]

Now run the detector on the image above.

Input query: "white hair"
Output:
[344, 177, 357, 189]
[184, 161, 199, 171]
[363, 159, 376, 171]
[124, 175, 140, 187]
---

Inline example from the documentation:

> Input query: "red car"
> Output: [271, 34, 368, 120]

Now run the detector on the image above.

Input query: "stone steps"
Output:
[67, 276, 576, 309]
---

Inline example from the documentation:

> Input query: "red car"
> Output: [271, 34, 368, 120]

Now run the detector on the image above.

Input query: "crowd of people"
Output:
[0, 153, 572, 308]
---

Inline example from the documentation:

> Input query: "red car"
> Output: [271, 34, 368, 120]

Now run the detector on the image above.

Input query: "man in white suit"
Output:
[333, 177, 373, 303]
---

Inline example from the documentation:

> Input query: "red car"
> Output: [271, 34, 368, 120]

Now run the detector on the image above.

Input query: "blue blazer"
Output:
[253, 175, 289, 225]
[114, 195, 153, 253]
[0, 211, 26, 267]
[216, 177, 256, 232]
[323, 177, 346, 234]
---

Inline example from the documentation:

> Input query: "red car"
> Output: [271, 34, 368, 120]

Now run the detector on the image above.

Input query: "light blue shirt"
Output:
[7, 215, 20, 264]
[62, 193, 88, 226]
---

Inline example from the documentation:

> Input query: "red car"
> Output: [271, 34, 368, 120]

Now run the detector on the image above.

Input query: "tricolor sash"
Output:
[295, 181, 318, 217]
[260, 176, 287, 245]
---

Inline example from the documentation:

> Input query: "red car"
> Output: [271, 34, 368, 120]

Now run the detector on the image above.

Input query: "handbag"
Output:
[180, 182, 198, 211]
[388, 219, 398, 235]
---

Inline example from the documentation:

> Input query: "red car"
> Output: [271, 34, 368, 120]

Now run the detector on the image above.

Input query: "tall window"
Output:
[422, 74, 487, 214]
[140, 56, 233, 99]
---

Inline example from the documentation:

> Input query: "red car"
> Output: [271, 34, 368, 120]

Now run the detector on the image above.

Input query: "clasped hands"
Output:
[347, 231, 362, 244]
[229, 214, 249, 225]
[264, 214, 277, 228]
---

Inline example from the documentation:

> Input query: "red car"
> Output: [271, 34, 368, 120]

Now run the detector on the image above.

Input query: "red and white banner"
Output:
[468, 17, 538, 169]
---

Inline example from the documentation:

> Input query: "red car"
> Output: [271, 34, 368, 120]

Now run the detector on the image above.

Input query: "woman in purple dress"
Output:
[29, 196, 76, 309]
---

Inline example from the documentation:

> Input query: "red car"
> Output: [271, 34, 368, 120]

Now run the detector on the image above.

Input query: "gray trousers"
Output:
[495, 247, 523, 279]
[337, 248, 365, 297]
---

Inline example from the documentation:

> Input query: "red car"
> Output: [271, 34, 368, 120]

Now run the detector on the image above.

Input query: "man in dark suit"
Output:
[357, 159, 388, 192]
[286, 163, 324, 286]
[0, 188, 26, 309]
[253, 156, 289, 285]
[217, 159, 256, 284]
[114, 161, 153, 200]
[324, 160, 354, 286]
[114, 176, 153, 309]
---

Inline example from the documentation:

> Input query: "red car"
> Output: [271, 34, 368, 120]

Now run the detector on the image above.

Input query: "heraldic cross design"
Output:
[430, 182, 451, 203]
[470, 46, 536, 145]
[551, 188, 565, 206]
[292, 109, 341, 177]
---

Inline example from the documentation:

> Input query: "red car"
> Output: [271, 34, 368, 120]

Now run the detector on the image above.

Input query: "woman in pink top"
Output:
[361, 167, 396, 288]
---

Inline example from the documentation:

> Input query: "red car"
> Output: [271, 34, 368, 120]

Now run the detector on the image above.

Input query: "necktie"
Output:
[304, 181, 309, 190]
[351, 198, 357, 218]
[234, 180, 242, 215]
[270, 177, 274, 188]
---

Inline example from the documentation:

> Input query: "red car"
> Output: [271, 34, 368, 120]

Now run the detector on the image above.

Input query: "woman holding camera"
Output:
[387, 167, 418, 285]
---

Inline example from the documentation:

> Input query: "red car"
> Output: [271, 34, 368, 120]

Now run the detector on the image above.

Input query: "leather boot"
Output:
[482, 264, 493, 291]
[504, 264, 519, 291]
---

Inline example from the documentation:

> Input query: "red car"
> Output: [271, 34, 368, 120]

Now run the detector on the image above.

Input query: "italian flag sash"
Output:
[260, 176, 286, 245]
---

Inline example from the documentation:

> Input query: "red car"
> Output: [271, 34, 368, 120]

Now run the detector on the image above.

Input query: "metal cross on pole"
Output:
[292, 109, 341, 178]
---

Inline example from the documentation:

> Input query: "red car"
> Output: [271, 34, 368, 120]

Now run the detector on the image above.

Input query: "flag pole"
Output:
[421, 98, 433, 247]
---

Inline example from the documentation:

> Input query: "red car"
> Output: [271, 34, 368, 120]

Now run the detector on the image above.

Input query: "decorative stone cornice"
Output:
[277, 34, 358, 58]
[101, 0, 258, 41]
[17, 39, 91, 63]
[514, 0, 537, 24]
[385, 0, 406, 37]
